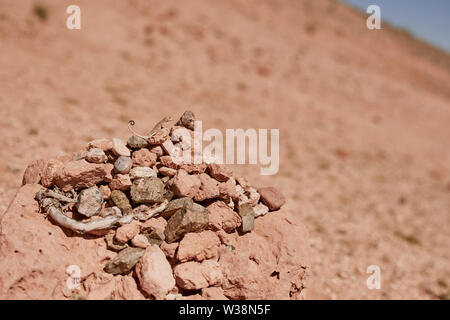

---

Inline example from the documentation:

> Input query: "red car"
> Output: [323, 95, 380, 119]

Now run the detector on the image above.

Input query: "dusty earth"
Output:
[0, 0, 449, 299]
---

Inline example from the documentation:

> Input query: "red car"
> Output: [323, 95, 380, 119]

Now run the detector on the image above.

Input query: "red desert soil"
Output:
[0, 0, 449, 299]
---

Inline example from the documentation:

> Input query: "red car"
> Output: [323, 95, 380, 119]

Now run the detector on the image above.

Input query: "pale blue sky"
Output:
[340, 0, 450, 53]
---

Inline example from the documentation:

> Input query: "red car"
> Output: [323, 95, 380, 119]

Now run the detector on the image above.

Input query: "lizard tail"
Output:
[128, 120, 148, 140]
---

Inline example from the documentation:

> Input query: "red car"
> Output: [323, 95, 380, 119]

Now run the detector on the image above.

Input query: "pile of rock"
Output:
[23, 111, 306, 300]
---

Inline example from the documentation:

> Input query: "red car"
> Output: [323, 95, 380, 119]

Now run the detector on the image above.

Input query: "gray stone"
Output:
[76, 186, 103, 217]
[237, 203, 254, 217]
[161, 197, 194, 219]
[100, 206, 122, 217]
[104, 247, 145, 275]
[175, 110, 196, 130]
[127, 135, 149, 149]
[240, 214, 254, 233]
[130, 177, 165, 204]
[110, 190, 132, 214]
[164, 207, 209, 243]
[114, 156, 132, 174]
[146, 229, 166, 246]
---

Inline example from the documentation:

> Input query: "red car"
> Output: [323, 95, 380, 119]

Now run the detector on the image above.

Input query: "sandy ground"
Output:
[0, 0, 449, 299]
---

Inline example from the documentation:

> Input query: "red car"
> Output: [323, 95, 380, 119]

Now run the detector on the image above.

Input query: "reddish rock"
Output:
[219, 210, 310, 299]
[180, 162, 207, 174]
[132, 148, 156, 167]
[173, 260, 222, 290]
[22, 159, 47, 185]
[149, 145, 164, 157]
[207, 163, 233, 182]
[257, 187, 286, 211]
[115, 221, 141, 243]
[177, 231, 221, 262]
[41, 159, 64, 188]
[218, 178, 238, 200]
[109, 174, 132, 191]
[111, 275, 146, 300]
[99, 185, 111, 200]
[140, 217, 167, 233]
[202, 287, 228, 300]
[160, 241, 179, 259]
[172, 170, 201, 198]
[135, 245, 175, 299]
[53, 160, 109, 191]
[131, 234, 150, 249]
[87, 138, 113, 151]
[206, 201, 241, 233]
[195, 173, 220, 201]
[158, 166, 177, 177]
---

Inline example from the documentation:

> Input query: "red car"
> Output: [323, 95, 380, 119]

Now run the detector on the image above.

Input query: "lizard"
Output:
[128, 116, 173, 144]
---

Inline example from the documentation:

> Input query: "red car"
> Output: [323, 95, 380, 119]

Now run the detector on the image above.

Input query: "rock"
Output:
[219, 210, 310, 299]
[172, 170, 201, 198]
[86, 148, 107, 164]
[158, 166, 177, 177]
[100, 206, 121, 217]
[173, 260, 222, 290]
[175, 110, 196, 130]
[115, 221, 141, 243]
[104, 247, 145, 275]
[105, 231, 129, 251]
[132, 148, 156, 167]
[127, 135, 149, 149]
[207, 201, 241, 233]
[135, 245, 175, 299]
[177, 230, 221, 262]
[140, 217, 167, 232]
[129, 167, 156, 179]
[87, 138, 113, 151]
[130, 177, 165, 204]
[253, 203, 269, 217]
[22, 159, 47, 185]
[161, 139, 176, 157]
[41, 159, 64, 188]
[207, 163, 232, 182]
[146, 229, 165, 246]
[104, 163, 114, 182]
[161, 197, 194, 219]
[149, 145, 164, 156]
[131, 234, 150, 249]
[195, 173, 220, 201]
[160, 241, 179, 259]
[112, 138, 131, 157]
[219, 178, 238, 200]
[257, 187, 285, 211]
[110, 190, 132, 214]
[114, 156, 132, 174]
[159, 155, 178, 169]
[109, 174, 132, 191]
[99, 184, 111, 200]
[202, 287, 228, 300]
[237, 203, 254, 217]
[164, 207, 209, 243]
[111, 275, 146, 300]
[53, 160, 109, 191]
[77, 186, 104, 217]
[240, 214, 254, 233]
